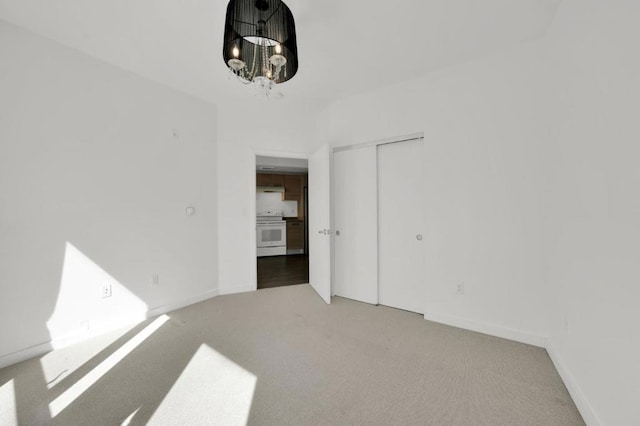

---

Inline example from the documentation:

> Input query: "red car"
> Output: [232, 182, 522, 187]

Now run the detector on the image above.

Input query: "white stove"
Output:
[257, 211, 287, 257]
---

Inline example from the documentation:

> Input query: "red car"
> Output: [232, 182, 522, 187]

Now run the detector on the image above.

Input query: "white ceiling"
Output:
[0, 0, 561, 104]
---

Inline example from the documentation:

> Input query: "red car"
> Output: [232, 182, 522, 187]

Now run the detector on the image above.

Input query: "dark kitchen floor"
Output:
[257, 254, 309, 289]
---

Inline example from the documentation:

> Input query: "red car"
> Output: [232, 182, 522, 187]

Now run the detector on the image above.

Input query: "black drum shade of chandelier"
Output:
[223, 0, 298, 94]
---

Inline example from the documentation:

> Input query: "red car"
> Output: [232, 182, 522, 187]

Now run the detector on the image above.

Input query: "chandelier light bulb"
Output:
[232, 46, 240, 58]
[275, 44, 282, 55]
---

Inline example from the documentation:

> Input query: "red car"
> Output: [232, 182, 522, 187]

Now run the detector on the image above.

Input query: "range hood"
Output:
[257, 186, 285, 193]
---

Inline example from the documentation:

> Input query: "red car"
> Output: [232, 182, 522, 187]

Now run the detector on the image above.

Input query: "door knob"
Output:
[416, 234, 423, 241]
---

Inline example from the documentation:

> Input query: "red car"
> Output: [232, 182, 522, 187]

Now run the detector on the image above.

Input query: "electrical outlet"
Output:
[101, 284, 112, 298]
[456, 282, 465, 295]
[150, 273, 159, 286]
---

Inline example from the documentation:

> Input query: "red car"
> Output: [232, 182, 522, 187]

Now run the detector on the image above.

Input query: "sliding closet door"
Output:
[333, 146, 378, 304]
[378, 139, 425, 314]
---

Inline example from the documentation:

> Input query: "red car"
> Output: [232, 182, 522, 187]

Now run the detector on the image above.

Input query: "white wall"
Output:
[216, 98, 325, 294]
[543, 1, 640, 425]
[323, 1, 640, 424]
[0, 21, 218, 365]
[324, 40, 554, 345]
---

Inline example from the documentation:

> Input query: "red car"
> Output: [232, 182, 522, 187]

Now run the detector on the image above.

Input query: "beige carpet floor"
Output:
[0, 284, 584, 425]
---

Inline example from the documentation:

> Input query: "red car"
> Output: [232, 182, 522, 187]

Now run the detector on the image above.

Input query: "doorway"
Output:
[255, 155, 309, 289]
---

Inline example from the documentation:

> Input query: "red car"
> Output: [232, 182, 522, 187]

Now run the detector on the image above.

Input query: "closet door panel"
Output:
[378, 140, 425, 314]
[333, 147, 378, 304]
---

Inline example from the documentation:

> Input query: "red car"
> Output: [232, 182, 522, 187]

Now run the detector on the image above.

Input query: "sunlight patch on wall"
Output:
[147, 344, 257, 426]
[48, 315, 169, 418]
[46, 242, 148, 348]
[0, 379, 18, 426]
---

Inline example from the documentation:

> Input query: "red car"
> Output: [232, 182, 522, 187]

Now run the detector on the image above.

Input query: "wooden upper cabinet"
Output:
[256, 173, 284, 187]
[257, 173, 307, 219]
[284, 175, 301, 199]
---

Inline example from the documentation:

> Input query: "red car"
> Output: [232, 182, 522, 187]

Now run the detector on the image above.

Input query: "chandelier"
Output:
[223, 0, 298, 96]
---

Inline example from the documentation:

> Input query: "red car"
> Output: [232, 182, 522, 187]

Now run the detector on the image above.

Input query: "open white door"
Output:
[308, 144, 331, 304]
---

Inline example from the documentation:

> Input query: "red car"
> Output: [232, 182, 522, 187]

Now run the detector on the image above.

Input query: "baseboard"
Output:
[546, 343, 602, 426]
[0, 341, 54, 370]
[423, 310, 548, 348]
[146, 288, 219, 317]
[0, 288, 220, 370]
[218, 284, 256, 296]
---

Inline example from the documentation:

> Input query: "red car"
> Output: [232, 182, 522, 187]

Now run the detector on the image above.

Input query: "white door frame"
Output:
[331, 132, 424, 153]
[250, 149, 311, 291]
